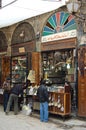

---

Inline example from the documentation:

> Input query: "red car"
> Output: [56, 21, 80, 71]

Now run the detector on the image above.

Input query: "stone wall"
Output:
[0, 6, 66, 55]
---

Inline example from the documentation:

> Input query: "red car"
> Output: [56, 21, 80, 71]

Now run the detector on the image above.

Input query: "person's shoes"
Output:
[14, 113, 18, 115]
[40, 120, 44, 122]
[44, 120, 48, 123]
[5, 112, 9, 115]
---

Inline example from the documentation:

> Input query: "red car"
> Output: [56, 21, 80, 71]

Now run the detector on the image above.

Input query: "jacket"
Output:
[11, 84, 23, 96]
[37, 84, 49, 103]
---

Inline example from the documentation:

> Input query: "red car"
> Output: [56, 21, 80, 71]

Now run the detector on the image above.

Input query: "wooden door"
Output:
[78, 46, 86, 117]
[32, 52, 41, 85]
[1, 56, 10, 84]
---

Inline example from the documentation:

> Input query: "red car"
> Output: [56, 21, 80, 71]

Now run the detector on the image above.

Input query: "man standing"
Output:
[2, 77, 11, 112]
[37, 79, 49, 122]
[5, 82, 28, 115]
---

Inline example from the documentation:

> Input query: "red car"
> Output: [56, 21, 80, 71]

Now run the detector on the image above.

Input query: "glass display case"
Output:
[11, 55, 28, 84]
[41, 49, 75, 84]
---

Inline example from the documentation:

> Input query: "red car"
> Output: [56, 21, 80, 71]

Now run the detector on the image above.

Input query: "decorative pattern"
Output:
[42, 12, 77, 36]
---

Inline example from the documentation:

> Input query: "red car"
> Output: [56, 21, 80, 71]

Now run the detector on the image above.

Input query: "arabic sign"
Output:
[41, 30, 77, 43]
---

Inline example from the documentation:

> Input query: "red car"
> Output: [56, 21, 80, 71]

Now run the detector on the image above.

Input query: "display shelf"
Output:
[48, 92, 71, 116]
[11, 55, 28, 84]
[32, 91, 71, 117]
[42, 50, 75, 84]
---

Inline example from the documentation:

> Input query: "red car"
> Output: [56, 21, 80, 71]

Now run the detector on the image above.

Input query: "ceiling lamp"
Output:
[65, 0, 86, 32]
[65, 0, 81, 14]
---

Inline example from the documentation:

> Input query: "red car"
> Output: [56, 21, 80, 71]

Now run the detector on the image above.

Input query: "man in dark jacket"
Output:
[6, 82, 28, 115]
[37, 79, 49, 122]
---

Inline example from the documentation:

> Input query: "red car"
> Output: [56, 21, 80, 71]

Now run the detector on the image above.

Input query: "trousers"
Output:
[40, 102, 48, 122]
[3, 92, 9, 112]
[6, 93, 18, 115]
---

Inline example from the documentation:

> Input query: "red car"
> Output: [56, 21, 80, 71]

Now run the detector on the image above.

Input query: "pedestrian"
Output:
[2, 77, 11, 112]
[5, 82, 28, 115]
[37, 79, 49, 122]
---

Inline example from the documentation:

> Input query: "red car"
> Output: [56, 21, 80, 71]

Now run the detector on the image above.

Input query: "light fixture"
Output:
[65, 0, 86, 20]
[15, 65, 19, 70]
[65, 0, 86, 32]
[19, 30, 25, 38]
[67, 63, 70, 69]
[65, 0, 81, 14]
[36, 31, 40, 40]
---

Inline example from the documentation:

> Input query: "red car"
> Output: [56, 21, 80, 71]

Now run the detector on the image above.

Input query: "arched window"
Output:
[42, 12, 77, 36]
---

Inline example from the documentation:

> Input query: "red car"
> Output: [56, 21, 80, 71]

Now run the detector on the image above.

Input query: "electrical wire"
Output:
[0, 0, 18, 9]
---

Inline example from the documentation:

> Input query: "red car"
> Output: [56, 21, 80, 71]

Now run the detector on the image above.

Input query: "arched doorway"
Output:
[41, 11, 77, 115]
[11, 22, 36, 83]
[11, 22, 40, 85]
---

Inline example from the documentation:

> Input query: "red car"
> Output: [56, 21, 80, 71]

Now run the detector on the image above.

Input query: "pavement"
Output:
[0, 105, 86, 130]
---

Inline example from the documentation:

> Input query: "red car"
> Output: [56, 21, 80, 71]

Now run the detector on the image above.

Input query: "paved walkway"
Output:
[0, 105, 86, 130]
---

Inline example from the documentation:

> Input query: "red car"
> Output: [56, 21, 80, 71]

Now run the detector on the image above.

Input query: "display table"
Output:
[32, 91, 71, 117]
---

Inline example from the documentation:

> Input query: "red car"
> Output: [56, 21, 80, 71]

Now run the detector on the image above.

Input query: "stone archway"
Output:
[11, 22, 36, 56]
[12, 22, 35, 44]
[11, 22, 38, 84]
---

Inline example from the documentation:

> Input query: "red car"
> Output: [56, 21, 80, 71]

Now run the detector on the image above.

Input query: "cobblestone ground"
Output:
[0, 105, 86, 130]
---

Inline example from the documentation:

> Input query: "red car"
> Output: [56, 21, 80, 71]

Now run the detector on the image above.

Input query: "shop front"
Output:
[39, 11, 78, 116]
[11, 22, 40, 85]
[11, 22, 40, 107]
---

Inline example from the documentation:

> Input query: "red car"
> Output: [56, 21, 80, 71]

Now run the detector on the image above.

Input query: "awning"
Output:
[0, 0, 66, 28]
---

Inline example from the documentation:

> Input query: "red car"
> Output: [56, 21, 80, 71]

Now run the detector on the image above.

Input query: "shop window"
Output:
[11, 55, 28, 84]
[42, 49, 75, 84]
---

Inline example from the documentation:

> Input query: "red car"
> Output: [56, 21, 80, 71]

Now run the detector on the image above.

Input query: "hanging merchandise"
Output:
[57, 95, 61, 108]
[60, 104, 64, 112]
[27, 70, 35, 83]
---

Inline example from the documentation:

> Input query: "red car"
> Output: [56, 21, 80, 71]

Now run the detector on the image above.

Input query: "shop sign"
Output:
[41, 30, 77, 43]
[19, 47, 25, 53]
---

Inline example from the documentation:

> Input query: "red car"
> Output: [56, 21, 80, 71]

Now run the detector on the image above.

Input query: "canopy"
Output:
[0, 0, 66, 28]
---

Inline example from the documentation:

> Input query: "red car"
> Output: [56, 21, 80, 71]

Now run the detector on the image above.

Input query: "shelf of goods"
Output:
[33, 87, 71, 116]
[48, 92, 71, 116]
